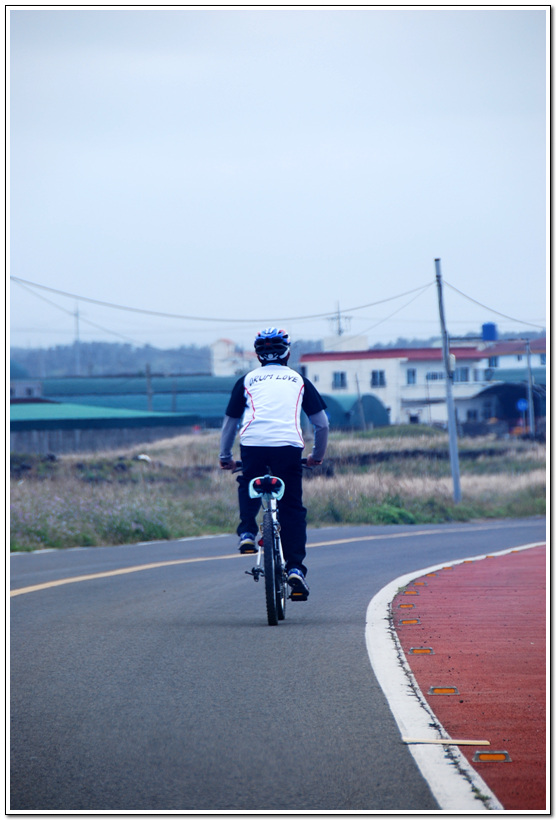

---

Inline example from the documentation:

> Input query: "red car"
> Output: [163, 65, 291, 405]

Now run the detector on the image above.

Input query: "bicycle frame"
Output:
[229, 459, 311, 624]
[247, 473, 287, 625]
[247, 474, 285, 578]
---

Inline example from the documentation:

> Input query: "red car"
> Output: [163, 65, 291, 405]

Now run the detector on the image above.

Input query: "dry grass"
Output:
[10, 429, 546, 551]
[61, 431, 222, 469]
[303, 469, 546, 505]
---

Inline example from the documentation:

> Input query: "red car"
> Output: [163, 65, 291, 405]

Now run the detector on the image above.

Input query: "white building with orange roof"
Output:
[300, 332, 545, 430]
[210, 339, 259, 377]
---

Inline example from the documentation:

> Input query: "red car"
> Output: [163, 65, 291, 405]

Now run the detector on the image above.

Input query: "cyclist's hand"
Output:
[220, 459, 237, 471]
[306, 455, 322, 468]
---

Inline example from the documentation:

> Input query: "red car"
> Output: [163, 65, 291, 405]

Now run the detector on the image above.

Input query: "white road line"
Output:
[365, 542, 544, 812]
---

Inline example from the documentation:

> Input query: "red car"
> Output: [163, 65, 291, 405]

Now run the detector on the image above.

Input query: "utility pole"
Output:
[146, 363, 153, 412]
[74, 302, 81, 376]
[329, 302, 352, 337]
[355, 373, 367, 431]
[435, 259, 461, 503]
[335, 302, 345, 336]
[525, 338, 535, 436]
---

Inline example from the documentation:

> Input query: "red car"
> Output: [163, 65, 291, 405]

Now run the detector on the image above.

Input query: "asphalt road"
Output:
[10, 517, 545, 812]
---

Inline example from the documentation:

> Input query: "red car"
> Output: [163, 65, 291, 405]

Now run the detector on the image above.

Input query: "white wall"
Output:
[305, 354, 489, 425]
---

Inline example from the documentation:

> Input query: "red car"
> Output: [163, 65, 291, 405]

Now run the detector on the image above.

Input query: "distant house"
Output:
[210, 339, 258, 377]
[480, 338, 546, 377]
[300, 346, 486, 426]
[300, 337, 546, 431]
[466, 338, 546, 432]
[10, 380, 43, 401]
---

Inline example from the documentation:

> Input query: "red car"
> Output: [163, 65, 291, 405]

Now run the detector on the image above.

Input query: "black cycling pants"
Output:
[237, 444, 308, 575]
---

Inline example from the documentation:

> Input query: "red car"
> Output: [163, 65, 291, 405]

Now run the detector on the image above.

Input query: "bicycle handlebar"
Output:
[230, 458, 313, 474]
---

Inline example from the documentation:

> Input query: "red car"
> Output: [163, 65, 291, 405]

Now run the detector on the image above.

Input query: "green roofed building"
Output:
[10, 401, 218, 455]
[320, 394, 389, 429]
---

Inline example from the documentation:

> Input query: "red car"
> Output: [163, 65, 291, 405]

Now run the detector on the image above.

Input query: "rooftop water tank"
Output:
[482, 323, 498, 342]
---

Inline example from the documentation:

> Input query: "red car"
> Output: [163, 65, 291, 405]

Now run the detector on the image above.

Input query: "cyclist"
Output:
[219, 327, 329, 600]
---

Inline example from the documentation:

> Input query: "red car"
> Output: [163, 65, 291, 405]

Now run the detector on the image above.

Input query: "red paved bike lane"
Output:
[392, 544, 547, 812]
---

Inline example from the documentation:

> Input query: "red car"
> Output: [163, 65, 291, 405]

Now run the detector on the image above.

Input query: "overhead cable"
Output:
[325, 283, 434, 350]
[443, 280, 545, 330]
[12, 277, 143, 345]
[10, 275, 431, 323]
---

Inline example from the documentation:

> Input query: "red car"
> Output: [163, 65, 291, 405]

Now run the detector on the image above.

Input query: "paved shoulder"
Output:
[367, 540, 546, 812]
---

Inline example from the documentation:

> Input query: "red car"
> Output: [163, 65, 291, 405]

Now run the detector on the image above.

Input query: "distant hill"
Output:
[10, 342, 212, 378]
[10, 360, 30, 379]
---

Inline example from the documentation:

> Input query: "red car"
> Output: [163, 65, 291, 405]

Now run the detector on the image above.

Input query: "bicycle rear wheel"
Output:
[262, 510, 278, 626]
[275, 534, 286, 621]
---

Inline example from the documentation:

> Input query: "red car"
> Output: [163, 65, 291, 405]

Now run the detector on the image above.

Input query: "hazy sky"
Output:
[9, 7, 547, 352]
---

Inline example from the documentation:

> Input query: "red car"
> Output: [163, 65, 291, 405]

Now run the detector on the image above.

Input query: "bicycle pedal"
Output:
[290, 591, 309, 601]
[245, 568, 264, 581]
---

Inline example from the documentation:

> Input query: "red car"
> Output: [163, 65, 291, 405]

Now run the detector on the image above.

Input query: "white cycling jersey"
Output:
[239, 364, 305, 448]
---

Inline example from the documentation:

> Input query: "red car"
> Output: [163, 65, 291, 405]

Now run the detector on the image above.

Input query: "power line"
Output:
[443, 280, 545, 331]
[12, 278, 143, 345]
[324, 284, 434, 351]
[10, 275, 432, 323]
[356, 283, 434, 337]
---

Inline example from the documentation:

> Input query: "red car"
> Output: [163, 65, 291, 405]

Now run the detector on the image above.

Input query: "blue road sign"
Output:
[517, 398, 528, 412]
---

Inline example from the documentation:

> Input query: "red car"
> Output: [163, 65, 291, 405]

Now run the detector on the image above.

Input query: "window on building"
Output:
[426, 371, 445, 381]
[454, 367, 469, 382]
[466, 409, 478, 421]
[332, 371, 347, 389]
[516, 354, 523, 362]
[488, 356, 499, 367]
[371, 370, 386, 388]
[313, 374, 319, 383]
[540, 354, 546, 365]
[406, 368, 416, 385]
[473, 368, 484, 382]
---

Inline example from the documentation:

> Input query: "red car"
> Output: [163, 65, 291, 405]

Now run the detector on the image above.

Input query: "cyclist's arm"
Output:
[307, 409, 329, 464]
[219, 414, 240, 467]
[219, 377, 247, 468]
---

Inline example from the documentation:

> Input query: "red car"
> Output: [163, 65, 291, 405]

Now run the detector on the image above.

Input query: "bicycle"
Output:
[232, 460, 311, 626]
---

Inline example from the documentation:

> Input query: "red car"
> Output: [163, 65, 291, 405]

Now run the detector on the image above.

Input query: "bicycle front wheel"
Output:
[275, 534, 286, 621]
[262, 510, 278, 626]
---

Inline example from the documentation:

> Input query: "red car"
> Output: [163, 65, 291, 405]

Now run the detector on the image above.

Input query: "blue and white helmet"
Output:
[254, 327, 291, 362]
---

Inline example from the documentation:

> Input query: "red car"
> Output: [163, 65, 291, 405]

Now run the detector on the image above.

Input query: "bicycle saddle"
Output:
[248, 475, 285, 500]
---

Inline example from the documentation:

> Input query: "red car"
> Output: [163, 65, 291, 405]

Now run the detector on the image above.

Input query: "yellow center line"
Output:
[10, 525, 522, 598]
[10, 554, 239, 597]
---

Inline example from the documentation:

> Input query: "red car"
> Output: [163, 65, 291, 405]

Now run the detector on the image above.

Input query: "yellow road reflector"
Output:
[399, 618, 420, 625]
[425, 572, 437, 577]
[413, 581, 427, 586]
[403, 737, 490, 746]
[409, 647, 434, 654]
[398, 603, 415, 608]
[473, 750, 511, 762]
[403, 590, 419, 595]
[428, 686, 459, 695]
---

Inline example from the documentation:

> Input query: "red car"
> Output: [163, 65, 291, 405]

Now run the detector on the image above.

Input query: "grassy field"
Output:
[9, 426, 546, 552]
